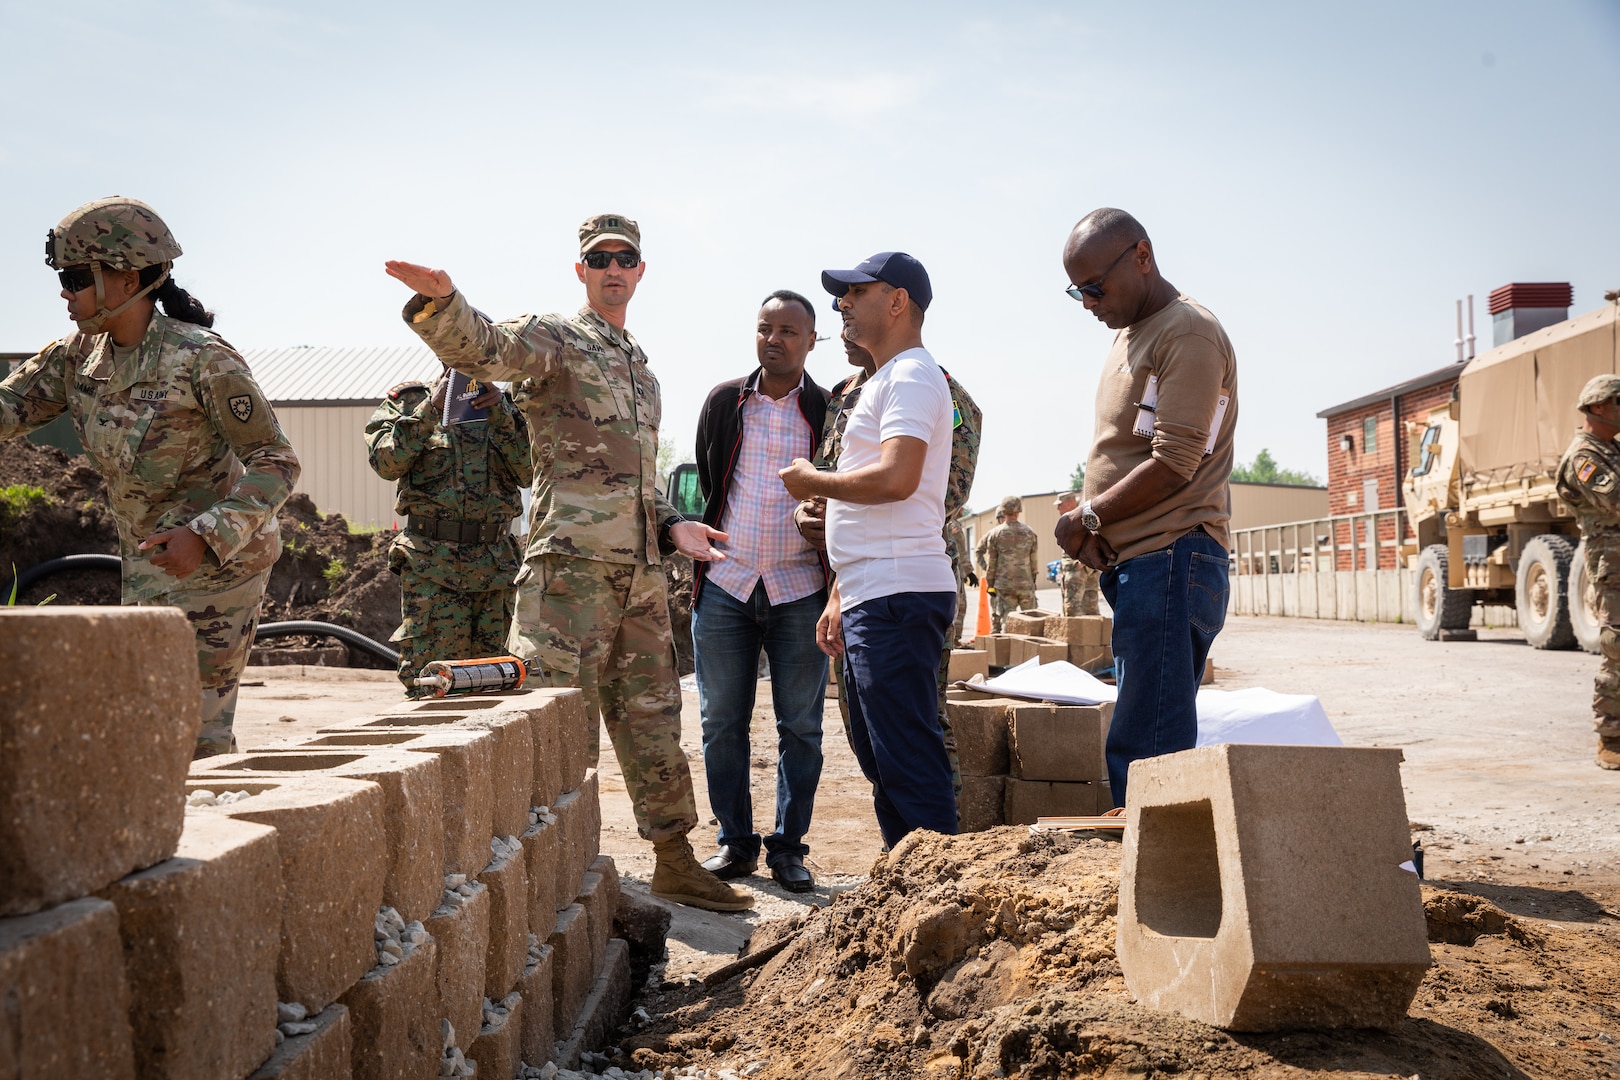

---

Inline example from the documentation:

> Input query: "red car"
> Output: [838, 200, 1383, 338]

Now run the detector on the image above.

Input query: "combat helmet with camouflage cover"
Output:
[45, 196, 182, 334]
[999, 494, 1023, 514]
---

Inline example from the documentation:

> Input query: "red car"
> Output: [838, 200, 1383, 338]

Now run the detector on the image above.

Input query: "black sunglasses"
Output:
[581, 250, 640, 270]
[1065, 242, 1138, 301]
[58, 267, 97, 293]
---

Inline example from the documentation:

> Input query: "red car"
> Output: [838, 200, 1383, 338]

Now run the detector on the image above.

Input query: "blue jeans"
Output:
[1100, 527, 1229, 808]
[692, 581, 828, 866]
[841, 591, 958, 848]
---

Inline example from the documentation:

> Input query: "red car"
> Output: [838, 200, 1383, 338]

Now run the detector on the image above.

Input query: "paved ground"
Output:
[235, 595, 1620, 980]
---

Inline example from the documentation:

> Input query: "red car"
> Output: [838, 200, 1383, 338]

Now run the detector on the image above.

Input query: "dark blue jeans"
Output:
[692, 581, 828, 866]
[1100, 527, 1229, 808]
[841, 590, 958, 847]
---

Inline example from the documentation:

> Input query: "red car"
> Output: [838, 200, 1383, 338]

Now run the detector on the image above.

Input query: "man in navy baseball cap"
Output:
[821, 252, 932, 314]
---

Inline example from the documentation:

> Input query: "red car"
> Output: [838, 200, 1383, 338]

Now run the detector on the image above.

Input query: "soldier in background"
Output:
[982, 495, 1039, 631]
[1053, 490, 1101, 615]
[385, 213, 752, 912]
[975, 509, 1003, 587]
[1554, 373, 1620, 771]
[365, 372, 530, 696]
[0, 197, 299, 757]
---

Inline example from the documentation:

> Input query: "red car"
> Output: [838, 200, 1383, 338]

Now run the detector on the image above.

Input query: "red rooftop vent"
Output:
[1488, 282, 1572, 315]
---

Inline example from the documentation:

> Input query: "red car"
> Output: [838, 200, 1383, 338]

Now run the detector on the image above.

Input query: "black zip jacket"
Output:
[692, 367, 830, 603]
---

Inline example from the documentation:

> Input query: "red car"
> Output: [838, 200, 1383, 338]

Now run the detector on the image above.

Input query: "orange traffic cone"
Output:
[975, 582, 992, 637]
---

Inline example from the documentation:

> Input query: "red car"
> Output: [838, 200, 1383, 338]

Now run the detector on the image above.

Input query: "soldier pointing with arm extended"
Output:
[384, 214, 751, 912]
[1555, 374, 1620, 771]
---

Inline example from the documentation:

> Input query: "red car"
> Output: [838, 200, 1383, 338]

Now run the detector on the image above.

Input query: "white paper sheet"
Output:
[969, 661, 1342, 747]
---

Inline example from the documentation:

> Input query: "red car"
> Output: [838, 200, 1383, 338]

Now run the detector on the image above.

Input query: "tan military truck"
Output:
[1403, 298, 1619, 650]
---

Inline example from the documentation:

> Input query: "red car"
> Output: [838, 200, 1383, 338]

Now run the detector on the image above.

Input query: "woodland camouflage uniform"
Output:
[402, 287, 702, 841]
[0, 316, 298, 755]
[1555, 412, 1620, 771]
[365, 377, 531, 695]
[817, 365, 982, 803]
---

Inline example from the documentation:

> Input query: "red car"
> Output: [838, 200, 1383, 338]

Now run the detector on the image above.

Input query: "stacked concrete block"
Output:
[548, 903, 594, 1034]
[467, 991, 523, 1079]
[526, 694, 566, 809]
[101, 813, 282, 1080]
[466, 709, 536, 839]
[945, 648, 989, 682]
[193, 747, 446, 923]
[0, 896, 136, 1078]
[523, 816, 561, 941]
[1006, 702, 1112, 824]
[480, 836, 530, 1000]
[1002, 608, 1058, 635]
[1004, 777, 1111, 822]
[1, 607, 199, 917]
[338, 934, 439, 1080]
[423, 880, 490, 1056]
[552, 769, 601, 906]
[530, 686, 593, 793]
[186, 776, 387, 1010]
[943, 697, 1016, 832]
[1117, 744, 1431, 1031]
[517, 942, 556, 1069]
[246, 1002, 351, 1080]
[1008, 636, 1068, 666]
[555, 939, 633, 1071]
[973, 633, 1014, 666]
[1043, 614, 1114, 670]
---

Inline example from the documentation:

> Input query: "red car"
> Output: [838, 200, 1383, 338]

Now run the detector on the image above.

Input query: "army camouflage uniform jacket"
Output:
[402, 292, 681, 565]
[364, 380, 532, 592]
[0, 314, 298, 600]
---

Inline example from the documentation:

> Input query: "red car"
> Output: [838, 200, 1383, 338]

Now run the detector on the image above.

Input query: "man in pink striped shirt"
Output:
[691, 290, 831, 893]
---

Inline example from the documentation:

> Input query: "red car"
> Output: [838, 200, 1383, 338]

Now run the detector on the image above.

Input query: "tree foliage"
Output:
[1230, 448, 1321, 487]
[1068, 462, 1086, 491]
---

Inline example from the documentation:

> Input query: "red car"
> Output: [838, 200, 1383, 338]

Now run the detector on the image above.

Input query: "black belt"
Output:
[408, 514, 507, 544]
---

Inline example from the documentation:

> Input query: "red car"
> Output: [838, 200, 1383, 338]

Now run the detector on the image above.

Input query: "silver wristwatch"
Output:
[1080, 499, 1101, 533]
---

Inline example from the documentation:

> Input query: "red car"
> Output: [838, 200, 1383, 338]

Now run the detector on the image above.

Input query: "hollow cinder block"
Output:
[1117, 744, 1432, 1032]
[0, 896, 135, 1079]
[189, 776, 387, 1011]
[946, 649, 989, 682]
[423, 881, 489, 1052]
[548, 903, 592, 1035]
[479, 843, 529, 999]
[1, 607, 199, 916]
[972, 634, 1013, 666]
[523, 818, 559, 939]
[1002, 778, 1109, 824]
[943, 698, 1014, 776]
[1009, 703, 1112, 782]
[245, 1002, 351, 1080]
[466, 709, 535, 839]
[194, 747, 446, 923]
[518, 943, 555, 1069]
[957, 774, 1006, 833]
[467, 991, 522, 1080]
[338, 935, 439, 1080]
[1001, 610, 1053, 635]
[101, 813, 281, 1080]
[1008, 636, 1067, 666]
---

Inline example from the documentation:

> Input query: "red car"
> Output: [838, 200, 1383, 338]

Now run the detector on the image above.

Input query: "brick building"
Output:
[1315, 365, 1462, 570]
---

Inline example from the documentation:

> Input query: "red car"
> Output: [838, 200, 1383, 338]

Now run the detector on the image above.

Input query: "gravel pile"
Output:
[491, 834, 523, 865]
[530, 806, 557, 828]
[272, 1001, 318, 1045]
[373, 905, 427, 968]
[185, 789, 254, 807]
[439, 1018, 474, 1077]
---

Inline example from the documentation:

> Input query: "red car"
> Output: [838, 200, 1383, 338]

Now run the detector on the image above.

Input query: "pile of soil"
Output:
[0, 440, 399, 665]
[619, 828, 1620, 1079]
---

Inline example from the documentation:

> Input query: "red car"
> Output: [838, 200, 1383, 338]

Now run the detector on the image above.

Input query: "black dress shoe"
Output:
[700, 845, 758, 880]
[770, 854, 815, 893]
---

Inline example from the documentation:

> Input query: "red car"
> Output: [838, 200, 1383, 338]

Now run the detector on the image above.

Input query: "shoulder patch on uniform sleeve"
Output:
[387, 380, 428, 400]
[208, 371, 278, 444]
[1579, 459, 1598, 482]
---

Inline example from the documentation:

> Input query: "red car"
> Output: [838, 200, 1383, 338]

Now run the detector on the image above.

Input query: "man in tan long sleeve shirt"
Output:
[1054, 208, 1238, 809]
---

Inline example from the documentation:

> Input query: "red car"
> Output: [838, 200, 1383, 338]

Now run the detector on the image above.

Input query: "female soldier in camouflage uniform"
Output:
[0, 198, 299, 757]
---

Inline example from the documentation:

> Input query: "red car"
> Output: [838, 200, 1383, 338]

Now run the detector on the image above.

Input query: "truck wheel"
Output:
[1416, 544, 1472, 640]
[1569, 541, 1602, 654]
[1517, 534, 1576, 650]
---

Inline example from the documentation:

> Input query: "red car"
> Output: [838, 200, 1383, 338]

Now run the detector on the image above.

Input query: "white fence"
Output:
[1229, 511, 1414, 623]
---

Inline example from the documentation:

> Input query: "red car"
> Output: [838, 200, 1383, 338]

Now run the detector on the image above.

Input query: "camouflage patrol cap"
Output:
[45, 197, 182, 271]
[1053, 491, 1080, 507]
[579, 213, 640, 255]
[1577, 374, 1620, 412]
[999, 495, 1023, 513]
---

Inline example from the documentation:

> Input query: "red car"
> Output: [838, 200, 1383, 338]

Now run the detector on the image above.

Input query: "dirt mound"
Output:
[262, 493, 398, 667]
[618, 828, 1620, 1079]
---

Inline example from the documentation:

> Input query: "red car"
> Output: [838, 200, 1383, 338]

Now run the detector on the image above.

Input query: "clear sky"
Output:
[3, 0, 1616, 512]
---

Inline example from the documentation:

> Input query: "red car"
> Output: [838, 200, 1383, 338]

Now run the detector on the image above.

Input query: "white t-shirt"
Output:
[826, 346, 957, 609]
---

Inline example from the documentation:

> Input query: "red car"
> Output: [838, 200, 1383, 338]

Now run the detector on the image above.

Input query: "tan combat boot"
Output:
[1598, 737, 1620, 771]
[651, 834, 755, 912]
